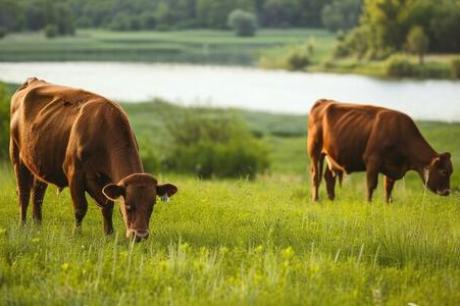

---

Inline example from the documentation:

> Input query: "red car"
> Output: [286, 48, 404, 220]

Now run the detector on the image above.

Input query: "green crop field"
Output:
[1, 100, 460, 305]
[0, 29, 336, 65]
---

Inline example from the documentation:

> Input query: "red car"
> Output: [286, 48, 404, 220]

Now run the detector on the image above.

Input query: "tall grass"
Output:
[1, 167, 460, 305]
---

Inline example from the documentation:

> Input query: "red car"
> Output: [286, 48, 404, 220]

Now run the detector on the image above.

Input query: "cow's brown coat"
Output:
[10, 78, 177, 241]
[307, 99, 452, 202]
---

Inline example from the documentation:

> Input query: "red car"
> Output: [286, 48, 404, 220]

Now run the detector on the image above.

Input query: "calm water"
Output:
[1, 62, 459, 121]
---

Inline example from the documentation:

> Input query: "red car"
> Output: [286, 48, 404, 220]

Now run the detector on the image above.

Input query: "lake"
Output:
[0, 62, 459, 121]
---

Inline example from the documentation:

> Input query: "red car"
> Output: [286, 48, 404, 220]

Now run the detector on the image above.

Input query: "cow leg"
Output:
[384, 176, 395, 204]
[31, 179, 48, 224]
[14, 162, 33, 224]
[324, 167, 336, 200]
[67, 166, 88, 232]
[365, 159, 380, 202]
[10, 140, 33, 224]
[86, 178, 114, 235]
[310, 155, 324, 201]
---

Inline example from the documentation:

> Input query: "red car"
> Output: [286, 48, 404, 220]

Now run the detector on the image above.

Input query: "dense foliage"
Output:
[162, 109, 269, 179]
[227, 9, 257, 37]
[0, 83, 10, 160]
[321, 0, 361, 32]
[0, 0, 338, 33]
[337, 0, 460, 59]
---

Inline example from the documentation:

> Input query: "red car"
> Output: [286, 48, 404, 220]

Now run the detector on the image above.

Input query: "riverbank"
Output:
[0, 29, 331, 65]
[1, 29, 458, 80]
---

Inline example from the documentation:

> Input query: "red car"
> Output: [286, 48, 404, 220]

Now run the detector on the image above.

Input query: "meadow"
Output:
[1, 101, 460, 305]
[0, 29, 334, 65]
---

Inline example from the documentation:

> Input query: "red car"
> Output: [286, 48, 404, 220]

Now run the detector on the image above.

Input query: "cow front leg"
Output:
[86, 178, 114, 235]
[324, 167, 336, 200]
[384, 176, 395, 204]
[68, 170, 88, 233]
[365, 158, 381, 202]
[32, 179, 48, 224]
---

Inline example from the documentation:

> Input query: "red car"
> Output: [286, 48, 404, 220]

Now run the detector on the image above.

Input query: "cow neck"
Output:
[408, 137, 437, 178]
[108, 145, 144, 183]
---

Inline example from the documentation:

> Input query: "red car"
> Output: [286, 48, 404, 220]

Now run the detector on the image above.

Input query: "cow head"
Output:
[102, 173, 177, 242]
[424, 152, 453, 196]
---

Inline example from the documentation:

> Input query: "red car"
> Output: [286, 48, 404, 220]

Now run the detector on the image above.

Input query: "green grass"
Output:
[0, 29, 334, 65]
[1, 102, 460, 305]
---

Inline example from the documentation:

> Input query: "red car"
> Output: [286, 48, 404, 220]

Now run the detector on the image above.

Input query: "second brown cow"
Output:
[307, 99, 452, 202]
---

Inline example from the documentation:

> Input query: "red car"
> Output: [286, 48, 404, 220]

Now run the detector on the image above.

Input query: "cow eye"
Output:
[126, 204, 134, 211]
[440, 169, 448, 176]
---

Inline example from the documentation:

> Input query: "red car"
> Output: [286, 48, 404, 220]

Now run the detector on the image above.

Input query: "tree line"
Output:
[337, 0, 460, 58]
[0, 0, 360, 34]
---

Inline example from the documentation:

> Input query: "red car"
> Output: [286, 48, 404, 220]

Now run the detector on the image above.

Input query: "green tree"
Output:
[321, 0, 361, 32]
[260, 0, 297, 27]
[227, 9, 257, 37]
[0, 83, 10, 160]
[406, 26, 429, 64]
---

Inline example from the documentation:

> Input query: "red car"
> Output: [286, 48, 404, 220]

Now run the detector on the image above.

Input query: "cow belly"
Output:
[20, 135, 69, 187]
[323, 150, 366, 174]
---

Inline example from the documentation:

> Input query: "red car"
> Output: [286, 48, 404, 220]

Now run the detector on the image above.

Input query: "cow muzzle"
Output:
[437, 189, 450, 196]
[126, 229, 150, 242]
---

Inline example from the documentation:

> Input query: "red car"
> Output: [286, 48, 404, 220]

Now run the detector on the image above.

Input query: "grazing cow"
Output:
[307, 99, 452, 202]
[10, 78, 177, 241]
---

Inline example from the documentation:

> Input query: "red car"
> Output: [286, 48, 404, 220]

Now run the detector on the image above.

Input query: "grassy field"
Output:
[0, 29, 333, 65]
[1, 101, 460, 305]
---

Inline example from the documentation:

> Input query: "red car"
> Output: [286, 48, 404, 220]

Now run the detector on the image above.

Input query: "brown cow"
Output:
[10, 78, 177, 241]
[307, 99, 452, 202]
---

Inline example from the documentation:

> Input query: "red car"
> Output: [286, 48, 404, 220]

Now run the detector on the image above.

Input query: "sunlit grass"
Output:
[1, 163, 460, 305]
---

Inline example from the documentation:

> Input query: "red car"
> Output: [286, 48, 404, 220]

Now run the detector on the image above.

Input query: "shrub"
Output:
[406, 26, 429, 64]
[0, 83, 10, 160]
[285, 47, 311, 71]
[162, 110, 269, 179]
[0, 27, 6, 39]
[138, 137, 161, 173]
[44, 24, 58, 38]
[227, 10, 257, 37]
[450, 58, 460, 79]
[384, 55, 415, 78]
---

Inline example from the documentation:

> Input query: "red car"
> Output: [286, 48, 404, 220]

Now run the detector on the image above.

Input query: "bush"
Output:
[44, 24, 58, 38]
[451, 58, 460, 79]
[162, 110, 269, 179]
[285, 47, 311, 71]
[0, 27, 6, 39]
[384, 55, 415, 78]
[227, 10, 257, 37]
[138, 137, 161, 173]
[406, 26, 429, 64]
[0, 83, 10, 160]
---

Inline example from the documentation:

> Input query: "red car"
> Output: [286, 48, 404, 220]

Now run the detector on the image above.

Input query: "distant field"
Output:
[0, 29, 336, 65]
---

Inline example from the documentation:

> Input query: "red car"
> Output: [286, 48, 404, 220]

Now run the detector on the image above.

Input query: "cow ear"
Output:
[102, 184, 125, 201]
[157, 183, 178, 202]
[441, 152, 451, 160]
[431, 156, 441, 167]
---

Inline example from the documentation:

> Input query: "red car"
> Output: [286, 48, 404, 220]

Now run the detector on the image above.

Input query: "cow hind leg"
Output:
[32, 179, 48, 224]
[14, 161, 33, 224]
[10, 140, 33, 224]
[324, 167, 336, 200]
[384, 176, 395, 204]
[309, 154, 324, 202]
